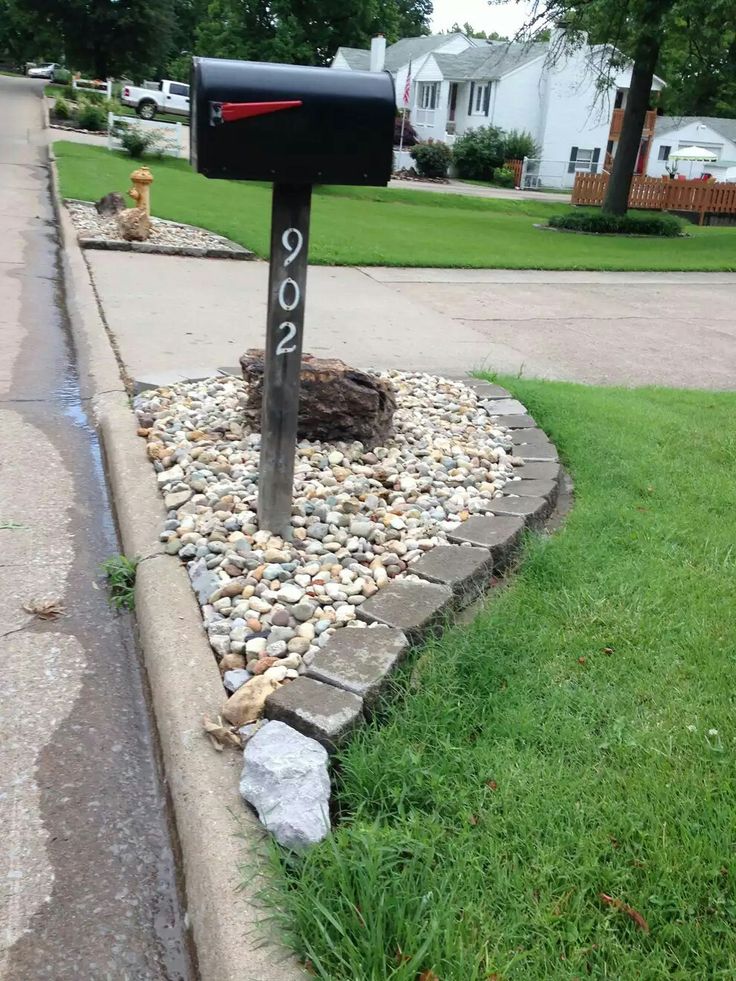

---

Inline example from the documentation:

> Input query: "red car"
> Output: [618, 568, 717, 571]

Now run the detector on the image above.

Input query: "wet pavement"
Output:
[0, 76, 194, 980]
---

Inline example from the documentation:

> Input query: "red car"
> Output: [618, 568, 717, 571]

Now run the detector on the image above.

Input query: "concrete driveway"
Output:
[85, 250, 736, 390]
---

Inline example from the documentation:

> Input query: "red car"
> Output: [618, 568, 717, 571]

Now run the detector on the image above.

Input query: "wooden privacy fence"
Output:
[572, 173, 736, 223]
[505, 158, 523, 187]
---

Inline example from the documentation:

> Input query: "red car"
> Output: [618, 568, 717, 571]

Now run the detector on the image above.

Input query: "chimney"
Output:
[370, 35, 386, 73]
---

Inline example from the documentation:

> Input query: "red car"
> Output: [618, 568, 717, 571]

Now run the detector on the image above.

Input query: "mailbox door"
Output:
[191, 58, 395, 186]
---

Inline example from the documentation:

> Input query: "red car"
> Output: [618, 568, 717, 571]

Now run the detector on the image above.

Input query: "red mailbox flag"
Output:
[220, 100, 302, 123]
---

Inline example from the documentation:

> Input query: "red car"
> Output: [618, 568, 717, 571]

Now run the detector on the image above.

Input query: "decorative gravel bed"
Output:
[65, 199, 252, 257]
[135, 372, 523, 700]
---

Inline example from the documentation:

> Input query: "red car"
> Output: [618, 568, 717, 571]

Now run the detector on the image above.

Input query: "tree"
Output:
[20, 0, 176, 78]
[492, 0, 736, 213]
[447, 22, 508, 40]
[657, 18, 736, 117]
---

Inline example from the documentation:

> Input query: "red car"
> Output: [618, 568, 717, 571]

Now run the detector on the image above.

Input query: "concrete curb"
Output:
[49, 145, 304, 980]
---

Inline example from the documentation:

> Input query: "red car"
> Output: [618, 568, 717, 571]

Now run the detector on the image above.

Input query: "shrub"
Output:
[77, 100, 107, 131]
[548, 210, 684, 237]
[114, 122, 153, 158]
[53, 96, 71, 120]
[62, 83, 78, 102]
[503, 128, 540, 161]
[493, 166, 516, 188]
[394, 113, 418, 147]
[53, 67, 71, 84]
[76, 87, 107, 104]
[452, 125, 506, 180]
[409, 140, 452, 178]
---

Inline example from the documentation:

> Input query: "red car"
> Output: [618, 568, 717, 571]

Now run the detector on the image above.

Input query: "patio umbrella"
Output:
[669, 145, 718, 177]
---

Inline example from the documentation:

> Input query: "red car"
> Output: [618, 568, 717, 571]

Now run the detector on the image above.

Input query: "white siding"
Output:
[331, 52, 350, 70]
[537, 48, 615, 187]
[647, 121, 736, 178]
[489, 59, 545, 138]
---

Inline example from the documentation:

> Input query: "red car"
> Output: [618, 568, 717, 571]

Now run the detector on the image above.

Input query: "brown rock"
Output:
[250, 656, 278, 675]
[95, 191, 125, 216]
[211, 577, 246, 600]
[240, 349, 397, 448]
[219, 652, 246, 675]
[221, 675, 280, 726]
[117, 207, 152, 242]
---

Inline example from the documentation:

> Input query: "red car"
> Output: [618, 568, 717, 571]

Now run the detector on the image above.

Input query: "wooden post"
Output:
[257, 183, 312, 538]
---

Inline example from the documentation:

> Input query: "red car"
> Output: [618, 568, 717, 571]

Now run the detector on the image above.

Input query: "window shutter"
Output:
[468, 82, 475, 114]
[591, 147, 600, 174]
[484, 83, 491, 116]
[568, 146, 578, 174]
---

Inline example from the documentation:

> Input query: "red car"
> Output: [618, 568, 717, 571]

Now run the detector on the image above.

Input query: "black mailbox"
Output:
[191, 57, 395, 186]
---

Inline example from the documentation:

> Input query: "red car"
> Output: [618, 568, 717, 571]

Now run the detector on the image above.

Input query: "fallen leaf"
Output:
[418, 971, 440, 981]
[603, 646, 615, 655]
[396, 946, 411, 965]
[577, 656, 587, 665]
[599, 893, 650, 933]
[485, 780, 498, 791]
[353, 904, 366, 928]
[23, 598, 66, 620]
[469, 814, 479, 826]
[202, 715, 242, 751]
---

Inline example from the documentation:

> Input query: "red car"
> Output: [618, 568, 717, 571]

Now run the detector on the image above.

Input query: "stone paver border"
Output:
[257, 377, 567, 750]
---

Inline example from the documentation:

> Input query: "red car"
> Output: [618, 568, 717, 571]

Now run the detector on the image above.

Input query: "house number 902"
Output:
[275, 227, 303, 355]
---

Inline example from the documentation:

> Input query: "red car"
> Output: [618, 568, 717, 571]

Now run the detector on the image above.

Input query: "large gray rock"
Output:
[240, 720, 331, 850]
[240, 349, 397, 448]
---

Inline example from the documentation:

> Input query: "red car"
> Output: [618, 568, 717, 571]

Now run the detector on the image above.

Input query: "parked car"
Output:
[27, 63, 61, 79]
[121, 79, 190, 119]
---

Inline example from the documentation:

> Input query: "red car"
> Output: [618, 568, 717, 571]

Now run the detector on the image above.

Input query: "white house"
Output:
[332, 33, 666, 188]
[647, 116, 736, 179]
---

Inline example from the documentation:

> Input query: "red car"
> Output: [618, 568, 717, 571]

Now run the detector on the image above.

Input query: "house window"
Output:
[418, 82, 439, 110]
[658, 145, 671, 161]
[568, 147, 601, 174]
[473, 82, 490, 114]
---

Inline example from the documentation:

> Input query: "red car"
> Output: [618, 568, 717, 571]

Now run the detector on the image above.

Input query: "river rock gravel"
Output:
[65, 199, 241, 252]
[135, 370, 520, 705]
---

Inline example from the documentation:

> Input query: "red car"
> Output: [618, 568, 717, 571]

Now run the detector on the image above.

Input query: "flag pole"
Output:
[398, 60, 411, 157]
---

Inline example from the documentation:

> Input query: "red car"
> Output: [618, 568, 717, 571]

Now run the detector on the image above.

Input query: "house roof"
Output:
[336, 47, 371, 70]
[334, 33, 470, 73]
[655, 115, 736, 144]
[433, 41, 548, 81]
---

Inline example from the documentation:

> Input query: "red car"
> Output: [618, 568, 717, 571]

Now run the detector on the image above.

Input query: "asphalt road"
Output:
[0, 74, 193, 981]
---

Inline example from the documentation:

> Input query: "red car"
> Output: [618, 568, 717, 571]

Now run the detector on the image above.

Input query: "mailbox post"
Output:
[191, 57, 395, 537]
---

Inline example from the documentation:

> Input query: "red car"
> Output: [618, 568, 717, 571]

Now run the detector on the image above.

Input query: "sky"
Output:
[430, 0, 535, 39]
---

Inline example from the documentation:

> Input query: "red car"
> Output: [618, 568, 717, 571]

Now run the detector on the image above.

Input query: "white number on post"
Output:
[276, 321, 297, 356]
[278, 277, 300, 312]
[282, 227, 303, 267]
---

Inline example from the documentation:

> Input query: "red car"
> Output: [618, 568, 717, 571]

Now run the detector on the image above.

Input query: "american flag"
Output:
[403, 60, 412, 106]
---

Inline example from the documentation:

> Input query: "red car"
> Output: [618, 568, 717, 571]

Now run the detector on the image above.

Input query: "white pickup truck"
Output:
[121, 79, 190, 120]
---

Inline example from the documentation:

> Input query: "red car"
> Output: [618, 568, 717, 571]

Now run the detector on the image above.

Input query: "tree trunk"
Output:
[602, 32, 661, 216]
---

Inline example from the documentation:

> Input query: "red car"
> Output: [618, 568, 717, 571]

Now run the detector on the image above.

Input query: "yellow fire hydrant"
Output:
[128, 166, 154, 216]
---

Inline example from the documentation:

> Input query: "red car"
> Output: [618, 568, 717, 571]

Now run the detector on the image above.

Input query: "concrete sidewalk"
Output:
[86, 251, 736, 390]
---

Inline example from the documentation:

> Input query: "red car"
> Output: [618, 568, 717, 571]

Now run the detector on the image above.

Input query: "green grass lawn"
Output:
[266, 380, 736, 980]
[54, 140, 736, 269]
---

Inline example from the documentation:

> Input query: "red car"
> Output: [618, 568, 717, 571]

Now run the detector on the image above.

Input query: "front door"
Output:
[448, 83, 458, 122]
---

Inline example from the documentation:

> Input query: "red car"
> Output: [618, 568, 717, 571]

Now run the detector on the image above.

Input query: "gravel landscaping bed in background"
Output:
[65, 199, 253, 258]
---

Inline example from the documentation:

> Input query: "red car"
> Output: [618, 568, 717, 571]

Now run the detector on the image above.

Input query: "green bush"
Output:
[77, 100, 107, 131]
[53, 67, 72, 84]
[76, 87, 107, 104]
[548, 210, 684, 237]
[410, 140, 452, 178]
[53, 96, 71, 120]
[113, 121, 153, 158]
[493, 166, 516, 188]
[452, 125, 505, 180]
[503, 128, 540, 161]
[62, 83, 78, 102]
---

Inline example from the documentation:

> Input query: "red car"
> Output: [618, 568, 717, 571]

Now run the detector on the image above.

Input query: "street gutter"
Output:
[47, 129, 305, 981]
